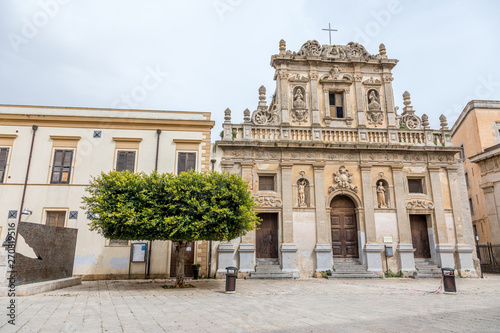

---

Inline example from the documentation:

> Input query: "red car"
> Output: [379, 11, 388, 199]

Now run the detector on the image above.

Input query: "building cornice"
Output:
[451, 100, 500, 136]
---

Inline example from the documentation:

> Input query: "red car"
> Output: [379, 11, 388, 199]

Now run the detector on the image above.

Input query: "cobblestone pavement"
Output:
[1, 274, 500, 332]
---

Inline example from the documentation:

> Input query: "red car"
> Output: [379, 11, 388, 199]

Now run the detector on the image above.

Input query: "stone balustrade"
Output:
[223, 123, 452, 147]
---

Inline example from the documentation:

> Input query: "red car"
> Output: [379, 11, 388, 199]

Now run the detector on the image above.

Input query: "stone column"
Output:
[428, 165, 454, 268]
[239, 161, 256, 272]
[392, 165, 416, 273]
[313, 163, 332, 271]
[361, 165, 382, 272]
[280, 162, 298, 276]
[310, 73, 320, 126]
[447, 166, 476, 274]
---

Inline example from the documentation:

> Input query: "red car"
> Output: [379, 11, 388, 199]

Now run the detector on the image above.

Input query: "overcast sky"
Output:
[1, 1, 499, 140]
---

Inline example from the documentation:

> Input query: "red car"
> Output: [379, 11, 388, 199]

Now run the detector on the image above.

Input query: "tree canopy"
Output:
[82, 170, 260, 242]
[83, 170, 259, 286]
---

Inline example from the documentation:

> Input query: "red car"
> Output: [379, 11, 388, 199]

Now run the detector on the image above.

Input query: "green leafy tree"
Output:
[82, 170, 259, 287]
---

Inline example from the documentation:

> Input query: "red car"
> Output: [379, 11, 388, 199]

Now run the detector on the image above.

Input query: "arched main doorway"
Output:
[330, 195, 358, 258]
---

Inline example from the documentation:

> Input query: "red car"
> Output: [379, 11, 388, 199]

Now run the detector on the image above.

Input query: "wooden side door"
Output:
[410, 215, 431, 258]
[170, 241, 195, 277]
[256, 213, 278, 258]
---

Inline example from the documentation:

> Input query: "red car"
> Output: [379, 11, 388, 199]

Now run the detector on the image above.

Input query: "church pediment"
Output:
[296, 40, 380, 61]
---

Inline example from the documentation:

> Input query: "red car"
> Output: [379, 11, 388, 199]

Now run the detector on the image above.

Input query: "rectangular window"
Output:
[116, 151, 136, 172]
[259, 175, 275, 191]
[46, 211, 66, 227]
[469, 198, 474, 215]
[465, 171, 470, 189]
[408, 178, 424, 194]
[329, 92, 344, 118]
[0, 148, 9, 183]
[109, 239, 129, 246]
[177, 152, 196, 174]
[50, 150, 73, 184]
[459, 144, 465, 161]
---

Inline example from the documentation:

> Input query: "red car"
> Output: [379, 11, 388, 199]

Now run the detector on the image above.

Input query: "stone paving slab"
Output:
[1, 275, 500, 332]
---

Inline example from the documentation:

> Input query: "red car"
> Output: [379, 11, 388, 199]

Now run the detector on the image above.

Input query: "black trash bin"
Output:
[225, 266, 238, 293]
[442, 268, 456, 293]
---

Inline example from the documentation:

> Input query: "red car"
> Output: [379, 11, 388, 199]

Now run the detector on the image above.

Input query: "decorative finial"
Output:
[243, 108, 250, 123]
[279, 39, 286, 55]
[439, 114, 448, 130]
[379, 43, 387, 58]
[257, 85, 267, 109]
[402, 91, 414, 113]
[224, 108, 231, 123]
[422, 114, 429, 128]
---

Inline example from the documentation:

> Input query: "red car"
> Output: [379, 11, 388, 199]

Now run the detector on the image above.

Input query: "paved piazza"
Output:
[2, 275, 500, 332]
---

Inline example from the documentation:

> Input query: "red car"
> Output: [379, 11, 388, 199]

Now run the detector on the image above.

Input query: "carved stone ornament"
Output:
[251, 85, 277, 125]
[367, 111, 384, 127]
[405, 200, 435, 210]
[289, 73, 309, 82]
[254, 196, 283, 207]
[329, 166, 358, 193]
[292, 86, 308, 124]
[296, 40, 380, 60]
[399, 91, 422, 129]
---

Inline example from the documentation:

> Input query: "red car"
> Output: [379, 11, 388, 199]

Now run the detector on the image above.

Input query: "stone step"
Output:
[328, 272, 380, 279]
[255, 267, 283, 273]
[415, 273, 441, 278]
[256, 258, 279, 263]
[247, 272, 293, 279]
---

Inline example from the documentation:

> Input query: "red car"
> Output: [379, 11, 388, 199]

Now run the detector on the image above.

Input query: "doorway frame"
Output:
[326, 189, 366, 265]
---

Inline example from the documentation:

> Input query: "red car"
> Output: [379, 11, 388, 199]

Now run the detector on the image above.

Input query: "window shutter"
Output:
[0, 148, 8, 183]
[125, 152, 135, 172]
[186, 153, 196, 171]
[177, 153, 186, 174]
[57, 211, 66, 227]
[116, 152, 127, 172]
[51, 150, 63, 183]
[61, 150, 73, 183]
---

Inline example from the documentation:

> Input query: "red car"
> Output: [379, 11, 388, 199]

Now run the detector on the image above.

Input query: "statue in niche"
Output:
[368, 90, 381, 111]
[377, 181, 387, 208]
[298, 179, 307, 207]
[293, 87, 306, 109]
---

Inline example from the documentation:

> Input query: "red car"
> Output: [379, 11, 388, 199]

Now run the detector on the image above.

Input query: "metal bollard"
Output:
[225, 266, 238, 294]
[442, 268, 457, 293]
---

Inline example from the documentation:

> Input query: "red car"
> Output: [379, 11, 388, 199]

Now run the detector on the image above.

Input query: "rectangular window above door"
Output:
[50, 150, 73, 184]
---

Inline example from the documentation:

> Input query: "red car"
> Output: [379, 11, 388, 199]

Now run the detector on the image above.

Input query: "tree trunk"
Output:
[174, 241, 187, 287]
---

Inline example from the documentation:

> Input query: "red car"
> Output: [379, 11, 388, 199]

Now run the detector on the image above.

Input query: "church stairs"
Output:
[246, 259, 293, 279]
[414, 259, 442, 278]
[327, 259, 380, 279]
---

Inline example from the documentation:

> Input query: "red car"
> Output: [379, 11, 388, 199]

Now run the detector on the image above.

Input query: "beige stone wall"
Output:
[0, 105, 213, 279]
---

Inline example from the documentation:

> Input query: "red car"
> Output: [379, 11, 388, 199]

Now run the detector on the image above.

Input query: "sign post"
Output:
[128, 242, 148, 279]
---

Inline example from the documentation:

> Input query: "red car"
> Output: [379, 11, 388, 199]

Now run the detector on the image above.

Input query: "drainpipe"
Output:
[147, 129, 161, 279]
[208, 158, 217, 277]
[10, 125, 38, 254]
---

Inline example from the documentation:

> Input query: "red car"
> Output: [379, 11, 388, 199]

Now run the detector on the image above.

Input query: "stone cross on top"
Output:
[322, 23, 337, 45]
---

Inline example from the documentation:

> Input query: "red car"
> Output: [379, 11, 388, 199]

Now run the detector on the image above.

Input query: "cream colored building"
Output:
[0, 105, 214, 280]
[451, 100, 500, 245]
[215, 40, 478, 278]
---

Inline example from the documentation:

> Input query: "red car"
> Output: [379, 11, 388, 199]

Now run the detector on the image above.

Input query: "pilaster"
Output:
[428, 166, 449, 245]
[354, 73, 366, 127]
[360, 165, 376, 243]
[281, 162, 293, 243]
[392, 165, 412, 244]
[313, 163, 328, 243]
[310, 72, 320, 125]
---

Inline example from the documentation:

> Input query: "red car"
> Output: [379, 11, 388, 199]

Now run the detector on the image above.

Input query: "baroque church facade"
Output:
[215, 40, 478, 278]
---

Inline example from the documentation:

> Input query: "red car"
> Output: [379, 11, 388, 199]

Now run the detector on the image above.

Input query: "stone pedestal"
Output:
[281, 243, 299, 277]
[364, 244, 383, 272]
[216, 243, 236, 278]
[435, 244, 455, 269]
[456, 244, 476, 275]
[314, 244, 332, 272]
[397, 243, 416, 273]
[238, 244, 255, 273]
